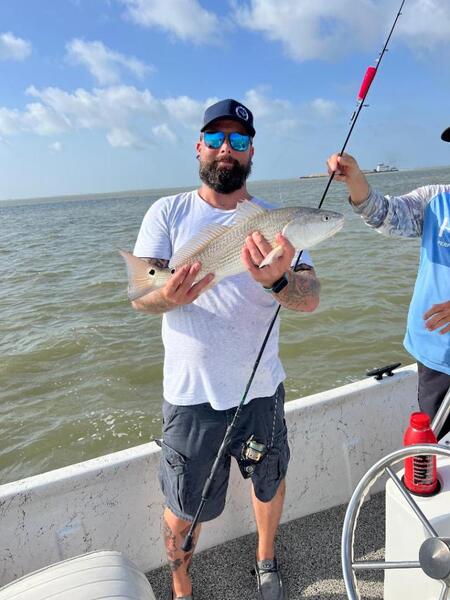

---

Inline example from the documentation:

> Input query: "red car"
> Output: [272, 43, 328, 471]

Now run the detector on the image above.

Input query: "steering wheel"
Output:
[342, 444, 450, 600]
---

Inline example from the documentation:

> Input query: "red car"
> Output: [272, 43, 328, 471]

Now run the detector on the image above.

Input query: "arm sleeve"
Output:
[351, 185, 440, 238]
[292, 248, 314, 268]
[133, 197, 172, 259]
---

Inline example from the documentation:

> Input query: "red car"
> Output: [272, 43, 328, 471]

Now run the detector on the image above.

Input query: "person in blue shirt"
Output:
[327, 128, 450, 438]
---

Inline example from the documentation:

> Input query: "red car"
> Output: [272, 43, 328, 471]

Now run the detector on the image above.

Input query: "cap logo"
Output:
[235, 105, 249, 121]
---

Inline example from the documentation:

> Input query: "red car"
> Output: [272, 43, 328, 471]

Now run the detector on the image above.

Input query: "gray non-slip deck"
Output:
[147, 493, 385, 600]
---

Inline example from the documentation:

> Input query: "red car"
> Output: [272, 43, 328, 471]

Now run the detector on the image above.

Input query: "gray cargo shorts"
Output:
[157, 383, 290, 522]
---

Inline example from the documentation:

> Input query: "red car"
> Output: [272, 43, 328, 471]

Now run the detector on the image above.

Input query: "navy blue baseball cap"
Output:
[201, 99, 255, 137]
[441, 127, 450, 142]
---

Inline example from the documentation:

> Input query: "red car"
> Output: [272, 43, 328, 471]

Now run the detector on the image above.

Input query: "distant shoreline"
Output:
[1, 164, 448, 206]
[300, 169, 399, 179]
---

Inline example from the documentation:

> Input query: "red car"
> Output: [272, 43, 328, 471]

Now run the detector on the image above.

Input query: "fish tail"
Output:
[119, 250, 167, 300]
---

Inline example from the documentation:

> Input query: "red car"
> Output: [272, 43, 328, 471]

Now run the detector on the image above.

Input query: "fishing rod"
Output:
[182, 0, 406, 552]
[317, 0, 406, 210]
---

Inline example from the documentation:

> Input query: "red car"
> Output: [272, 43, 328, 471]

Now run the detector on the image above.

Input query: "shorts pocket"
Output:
[266, 449, 281, 483]
[266, 436, 290, 484]
[156, 439, 186, 475]
[156, 440, 188, 515]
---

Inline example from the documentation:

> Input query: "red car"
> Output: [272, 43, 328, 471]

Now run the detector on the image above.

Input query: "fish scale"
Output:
[184, 207, 303, 281]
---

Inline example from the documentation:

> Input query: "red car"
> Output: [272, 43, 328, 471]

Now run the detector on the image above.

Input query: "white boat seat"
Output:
[0, 550, 156, 599]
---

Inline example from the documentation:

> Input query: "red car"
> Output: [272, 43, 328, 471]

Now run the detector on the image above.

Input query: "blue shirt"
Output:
[353, 185, 450, 375]
[405, 189, 450, 373]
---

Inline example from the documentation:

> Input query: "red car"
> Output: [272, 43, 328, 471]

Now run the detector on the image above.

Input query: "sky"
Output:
[1, 0, 450, 200]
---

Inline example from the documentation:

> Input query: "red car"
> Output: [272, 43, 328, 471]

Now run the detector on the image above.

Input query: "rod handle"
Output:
[181, 532, 194, 553]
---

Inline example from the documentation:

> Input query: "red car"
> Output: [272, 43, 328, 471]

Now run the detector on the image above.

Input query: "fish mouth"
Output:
[329, 215, 345, 236]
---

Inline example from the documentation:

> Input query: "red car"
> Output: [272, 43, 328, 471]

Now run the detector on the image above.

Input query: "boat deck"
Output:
[147, 492, 385, 600]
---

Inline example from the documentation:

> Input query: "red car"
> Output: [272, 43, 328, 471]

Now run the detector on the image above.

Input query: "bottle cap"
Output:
[410, 412, 431, 430]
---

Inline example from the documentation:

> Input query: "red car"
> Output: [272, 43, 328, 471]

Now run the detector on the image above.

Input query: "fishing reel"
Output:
[240, 435, 268, 478]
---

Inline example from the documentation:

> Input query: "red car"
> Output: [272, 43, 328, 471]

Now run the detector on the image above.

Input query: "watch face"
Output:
[272, 275, 288, 293]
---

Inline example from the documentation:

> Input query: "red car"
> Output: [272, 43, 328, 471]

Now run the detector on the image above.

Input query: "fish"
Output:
[120, 200, 344, 300]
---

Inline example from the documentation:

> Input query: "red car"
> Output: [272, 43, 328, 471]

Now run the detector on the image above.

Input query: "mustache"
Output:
[212, 157, 239, 167]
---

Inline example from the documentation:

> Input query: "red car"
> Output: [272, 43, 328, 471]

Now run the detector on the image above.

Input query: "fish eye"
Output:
[149, 269, 155, 276]
[324, 215, 329, 221]
[171, 268, 175, 274]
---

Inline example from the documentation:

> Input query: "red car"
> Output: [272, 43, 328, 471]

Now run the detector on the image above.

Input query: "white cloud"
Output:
[0, 107, 21, 136]
[0, 85, 206, 148]
[121, 0, 220, 44]
[232, 0, 450, 63]
[152, 123, 177, 143]
[22, 102, 70, 135]
[49, 141, 63, 152]
[0, 103, 69, 137]
[0, 83, 338, 149]
[398, 0, 450, 50]
[25, 85, 159, 143]
[243, 87, 339, 133]
[107, 127, 142, 147]
[233, 0, 382, 62]
[66, 39, 152, 85]
[162, 95, 215, 128]
[0, 32, 32, 61]
[244, 87, 291, 118]
[309, 98, 339, 120]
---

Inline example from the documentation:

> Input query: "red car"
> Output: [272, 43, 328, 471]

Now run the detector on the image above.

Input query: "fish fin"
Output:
[232, 199, 268, 225]
[259, 245, 284, 268]
[169, 224, 229, 269]
[119, 250, 168, 300]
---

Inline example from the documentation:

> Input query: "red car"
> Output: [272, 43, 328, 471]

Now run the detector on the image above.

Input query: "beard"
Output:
[199, 156, 252, 194]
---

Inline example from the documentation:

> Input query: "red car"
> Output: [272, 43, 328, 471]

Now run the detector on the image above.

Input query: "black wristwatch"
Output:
[263, 273, 289, 294]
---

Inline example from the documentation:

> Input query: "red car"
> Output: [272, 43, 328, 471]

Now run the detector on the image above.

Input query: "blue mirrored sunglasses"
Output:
[203, 131, 251, 152]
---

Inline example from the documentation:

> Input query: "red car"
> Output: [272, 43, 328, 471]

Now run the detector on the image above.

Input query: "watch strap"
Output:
[262, 273, 289, 294]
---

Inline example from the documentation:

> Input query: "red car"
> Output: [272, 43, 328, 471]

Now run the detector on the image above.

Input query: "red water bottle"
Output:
[403, 412, 438, 496]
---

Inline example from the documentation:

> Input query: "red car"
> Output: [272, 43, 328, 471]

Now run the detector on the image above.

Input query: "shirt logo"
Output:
[438, 216, 450, 237]
[236, 106, 249, 121]
[438, 216, 450, 248]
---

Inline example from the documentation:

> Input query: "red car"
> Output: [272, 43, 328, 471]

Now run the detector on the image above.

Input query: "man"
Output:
[327, 129, 450, 439]
[131, 99, 320, 600]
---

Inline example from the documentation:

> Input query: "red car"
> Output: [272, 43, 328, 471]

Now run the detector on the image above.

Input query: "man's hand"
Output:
[424, 301, 450, 334]
[161, 262, 215, 306]
[327, 152, 370, 205]
[132, 261, 214, 313]
[241, 232, 295, 288]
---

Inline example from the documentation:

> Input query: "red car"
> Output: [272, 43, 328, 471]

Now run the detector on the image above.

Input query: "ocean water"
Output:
[1, 166, 448, 484]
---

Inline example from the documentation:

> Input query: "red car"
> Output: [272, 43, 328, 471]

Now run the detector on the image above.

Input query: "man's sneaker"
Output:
[254, 557, 285, 600]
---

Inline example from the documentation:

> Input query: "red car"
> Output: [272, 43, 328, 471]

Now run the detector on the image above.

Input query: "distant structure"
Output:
[299, 163, 399, 179]
[374, 162, 398, 173]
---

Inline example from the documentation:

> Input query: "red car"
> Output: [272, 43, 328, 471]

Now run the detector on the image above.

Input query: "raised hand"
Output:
[327, 152, 370, 205]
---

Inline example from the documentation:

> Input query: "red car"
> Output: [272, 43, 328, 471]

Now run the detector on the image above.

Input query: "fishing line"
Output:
[182, 0, 406, 552]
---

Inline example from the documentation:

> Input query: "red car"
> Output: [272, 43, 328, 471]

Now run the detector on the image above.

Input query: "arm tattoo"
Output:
[275, 268, 320, 312]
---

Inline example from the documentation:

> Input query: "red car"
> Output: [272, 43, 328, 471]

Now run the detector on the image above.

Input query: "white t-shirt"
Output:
[134, 190, 313, 410]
